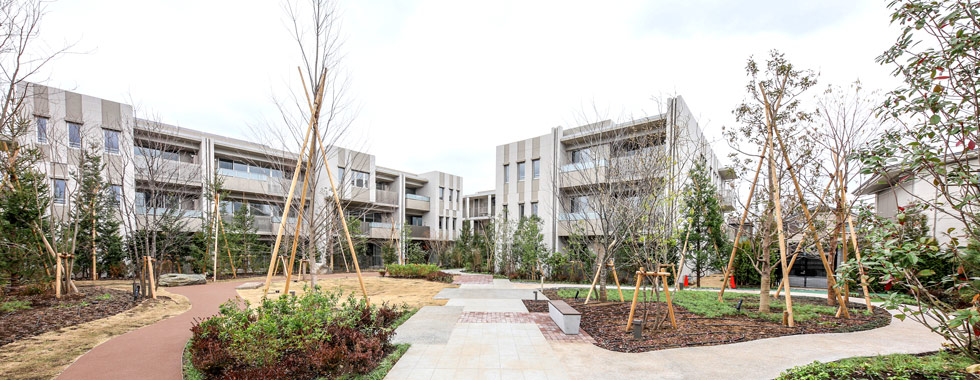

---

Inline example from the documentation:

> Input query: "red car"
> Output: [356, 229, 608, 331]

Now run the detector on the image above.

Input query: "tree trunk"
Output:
[759, 272, 771, 313]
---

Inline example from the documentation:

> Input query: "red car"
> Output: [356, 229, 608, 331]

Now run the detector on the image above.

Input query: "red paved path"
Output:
[58, 273, 376, 380]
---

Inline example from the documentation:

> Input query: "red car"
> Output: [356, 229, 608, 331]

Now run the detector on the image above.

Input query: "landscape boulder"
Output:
[158, 273, 207, 287]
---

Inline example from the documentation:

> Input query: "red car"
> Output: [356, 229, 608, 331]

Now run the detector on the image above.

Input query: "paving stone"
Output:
[434, 288, 547, 300]
[392, 306, 463, 345]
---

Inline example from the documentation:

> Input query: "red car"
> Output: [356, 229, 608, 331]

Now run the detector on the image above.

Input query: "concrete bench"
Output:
[548, 300, 582, 335]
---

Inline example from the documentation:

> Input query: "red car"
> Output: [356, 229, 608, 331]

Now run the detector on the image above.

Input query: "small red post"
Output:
[729, 275, 736, 289]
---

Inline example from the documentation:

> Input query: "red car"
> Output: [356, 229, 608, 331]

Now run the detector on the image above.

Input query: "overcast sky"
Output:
[36, 0, 900, 192]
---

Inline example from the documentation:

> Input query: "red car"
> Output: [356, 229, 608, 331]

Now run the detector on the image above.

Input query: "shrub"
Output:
[385, 264, 440, 279]
[188, 287, 404, 379]
[425, 271, 454, 283]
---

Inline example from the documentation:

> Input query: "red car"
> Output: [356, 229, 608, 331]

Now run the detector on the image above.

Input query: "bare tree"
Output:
[0, 0, 74, 295]
[557, 97, 706, 300]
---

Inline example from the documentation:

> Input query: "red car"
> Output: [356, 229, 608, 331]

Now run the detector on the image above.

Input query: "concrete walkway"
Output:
[386, 274, 945, 380]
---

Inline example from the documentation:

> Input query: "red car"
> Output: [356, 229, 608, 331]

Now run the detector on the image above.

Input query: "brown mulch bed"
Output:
[0, 285, 154, 346]
[539, 288, 891, 353]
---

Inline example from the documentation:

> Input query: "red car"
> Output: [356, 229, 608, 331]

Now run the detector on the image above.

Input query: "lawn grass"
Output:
[555, 288, 844, 322]
[0, 300, 32, 313]
[776, 351, 976, 379]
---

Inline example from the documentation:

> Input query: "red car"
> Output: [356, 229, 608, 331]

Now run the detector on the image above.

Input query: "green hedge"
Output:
[385, 264, 440, 278]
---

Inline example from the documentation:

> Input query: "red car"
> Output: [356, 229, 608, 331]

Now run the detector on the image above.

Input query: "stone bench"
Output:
[548, 300, 582, 335]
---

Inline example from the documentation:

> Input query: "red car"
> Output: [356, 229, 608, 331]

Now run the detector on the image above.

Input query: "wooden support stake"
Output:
[769, 108, 850, 318]
[215, 199, 237, 278]
[55, 254, 62, 299]
[262, 68, 327, 295]
[675, 226, 691, 291]
[296, 69, 370, 306]
[625, 268, 645, 331]
[584, 260, 604, 304]
[844, 190, 874, 312]
[767, 121, 795, 327]
[284, 143, 315, 295]
[719, 125, 772, 301]
[607, 259, 624, 302]
[146, 256, 157, 299]
[661, 273, 677, 328]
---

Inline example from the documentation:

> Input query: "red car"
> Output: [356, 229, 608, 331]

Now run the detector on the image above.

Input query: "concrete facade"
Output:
[17, 84, 463, 270]
[465, 97, 735, 258]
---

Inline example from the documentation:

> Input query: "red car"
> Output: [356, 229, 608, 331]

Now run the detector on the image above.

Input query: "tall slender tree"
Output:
[680, 155, 728, 287]
[71, 147, 124, 279]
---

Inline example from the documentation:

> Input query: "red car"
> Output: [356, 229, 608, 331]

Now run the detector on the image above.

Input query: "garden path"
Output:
[387, 273, 946, 380]
[57, 273, 375, 380]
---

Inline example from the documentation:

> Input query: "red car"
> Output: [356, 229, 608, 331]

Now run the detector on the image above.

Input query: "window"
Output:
[250, 203, 272, 217]
[408, 216, 423, 226]
[53, 179, 66, 204]
[140, 146, 178, 161]
[406, 187, 416, 195]
[352, 170, 369, 188]
[532, 159, 540, 179]
[503, 164, 510, 183]
[532, 202, 539, 216]
[456, 190, 460, 203]
[517, 161, 526, 181]
[502, 205, 508, 219]
[439, 187, 445, 200]
[36, 117, 48, 143]
[519, 203, 525, 218]
[452, 218, 456, 230]
[68, 122, 82, 148]
[439, 217, 443, 229]
[337, 167, 345, 183]
[103, 129, 120, 154]
[571, 148, 591, 164]
[571, 196, 590, 213]
[110, 185, 122, 207]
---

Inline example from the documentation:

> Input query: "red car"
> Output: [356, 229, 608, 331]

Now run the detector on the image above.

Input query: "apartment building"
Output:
[17, 84, 463, 270]
[855, 163, 971, 246]
[465, 96, 735, 258]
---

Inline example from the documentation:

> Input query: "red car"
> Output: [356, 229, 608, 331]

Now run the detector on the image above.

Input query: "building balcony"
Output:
[559, 162, 606, 189]
[376, 189, 399, 206]
[404, 225, 430, 239]
[466, 206, 490, 219]
[135, 159, 202, 184]
[405, 194, 430, 211]
[360, 222, 398, 239]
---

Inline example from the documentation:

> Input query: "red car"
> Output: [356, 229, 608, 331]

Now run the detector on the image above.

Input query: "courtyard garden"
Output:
[526, 288, 891, 353]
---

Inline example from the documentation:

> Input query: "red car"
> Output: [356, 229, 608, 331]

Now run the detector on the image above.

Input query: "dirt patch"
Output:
[0, 285, 146, 347]
[0, 287, 191, 380]
[236, 276, 457, 309]
[542, 289, 891, 353]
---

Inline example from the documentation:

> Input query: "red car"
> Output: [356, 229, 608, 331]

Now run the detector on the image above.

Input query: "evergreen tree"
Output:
[0, 118, 52, 287]
[72, 147, 125, 279]
[680, 155, 729, 287]
[512, 216, 546, 278]
[224, 201, 259, 274]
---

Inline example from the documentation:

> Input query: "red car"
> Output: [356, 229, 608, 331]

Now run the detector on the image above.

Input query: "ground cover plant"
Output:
[776, 351, 979, 380]
[384, 264, 440, 279]
[541, 289, 890, 352]
[188, 286, 407, 379]
[0, 286, 140, 346]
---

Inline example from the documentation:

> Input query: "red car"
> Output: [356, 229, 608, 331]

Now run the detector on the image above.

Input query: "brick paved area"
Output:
[458, 311, 595, 343]
[453, 274, 494, 285]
